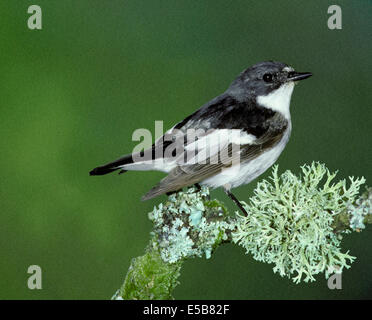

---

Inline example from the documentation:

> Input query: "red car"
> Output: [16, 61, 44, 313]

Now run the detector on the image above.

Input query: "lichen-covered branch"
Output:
[113, 244, 182, 300]
[113, 188, 232, 300]
[332, 187, 372, 233]
[113, 162, 371, 299]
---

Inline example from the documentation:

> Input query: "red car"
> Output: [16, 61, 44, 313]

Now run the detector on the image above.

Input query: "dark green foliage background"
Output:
[1, 0, 371, 299]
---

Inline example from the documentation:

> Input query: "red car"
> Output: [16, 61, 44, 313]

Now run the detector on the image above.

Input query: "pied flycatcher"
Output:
[90, 61, 312, 214]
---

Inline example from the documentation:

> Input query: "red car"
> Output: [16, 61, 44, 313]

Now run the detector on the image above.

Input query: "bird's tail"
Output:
[89, 154, 133, 176]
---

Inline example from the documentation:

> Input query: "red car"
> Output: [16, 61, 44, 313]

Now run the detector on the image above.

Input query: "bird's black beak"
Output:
[287, 71, 312, 82]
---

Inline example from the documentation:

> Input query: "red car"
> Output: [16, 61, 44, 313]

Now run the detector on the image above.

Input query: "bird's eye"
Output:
[287, 72, 295, 78]
[263, 73, 273, 82]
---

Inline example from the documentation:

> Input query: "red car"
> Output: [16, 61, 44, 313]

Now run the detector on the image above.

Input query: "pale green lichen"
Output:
[149, 187, 235, 263]
[348, 187, 372, 230]
[232, 162, 365, 283]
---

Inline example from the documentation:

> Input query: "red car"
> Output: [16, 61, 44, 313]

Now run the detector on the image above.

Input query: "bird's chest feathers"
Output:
[256, 82, 294, 120]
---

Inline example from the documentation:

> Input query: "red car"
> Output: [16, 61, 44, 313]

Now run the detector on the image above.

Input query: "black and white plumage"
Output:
[90, 61, 312, 206]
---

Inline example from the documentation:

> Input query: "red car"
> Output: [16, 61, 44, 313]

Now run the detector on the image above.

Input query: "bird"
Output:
[90, 61, 312, 215]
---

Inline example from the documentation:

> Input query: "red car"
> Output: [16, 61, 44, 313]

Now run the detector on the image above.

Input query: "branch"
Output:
[113, 162, 371, 299]
[113, 244, 182, 300]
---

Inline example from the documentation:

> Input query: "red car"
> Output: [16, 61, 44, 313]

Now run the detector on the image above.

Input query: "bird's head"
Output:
[229, 61, 312, 98]
[228, 61, 312, 119]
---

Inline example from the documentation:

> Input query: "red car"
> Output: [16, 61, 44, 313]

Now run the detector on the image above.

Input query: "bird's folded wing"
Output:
[135, 127, 252, 168]
[142, 124, 286, 200]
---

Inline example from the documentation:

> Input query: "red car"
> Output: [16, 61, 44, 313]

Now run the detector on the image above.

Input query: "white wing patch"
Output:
[181, 129, 257, 165]
[185, 129, 256, 151]
[202, 124, 292, 189]
[121, 129, 257, 172]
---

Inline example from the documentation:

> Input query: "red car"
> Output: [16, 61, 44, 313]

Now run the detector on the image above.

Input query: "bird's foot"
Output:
[224, 189, 248, 216]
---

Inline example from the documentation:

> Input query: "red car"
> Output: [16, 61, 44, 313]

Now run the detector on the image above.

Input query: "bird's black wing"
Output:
[173, 93, 277, 136]
[140, 93, 278, 162]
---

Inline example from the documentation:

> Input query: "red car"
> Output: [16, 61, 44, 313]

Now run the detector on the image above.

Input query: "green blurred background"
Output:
[1, 0, 371, 299]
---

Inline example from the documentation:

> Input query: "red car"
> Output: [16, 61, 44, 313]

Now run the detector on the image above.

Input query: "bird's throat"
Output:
[256, 82, 294, 120]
